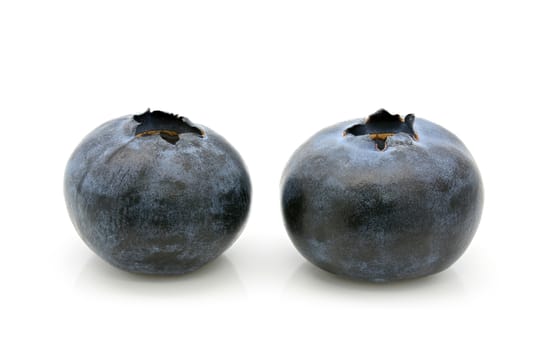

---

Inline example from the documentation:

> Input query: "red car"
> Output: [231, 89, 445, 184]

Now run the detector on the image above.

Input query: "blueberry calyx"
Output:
[134, 109, 205, 145]
[344, 109, 419, 151]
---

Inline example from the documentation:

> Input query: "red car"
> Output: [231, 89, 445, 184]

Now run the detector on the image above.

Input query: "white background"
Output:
[1, 1, 550, 349]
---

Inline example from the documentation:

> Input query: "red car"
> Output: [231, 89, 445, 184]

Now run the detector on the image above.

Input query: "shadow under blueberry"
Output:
[283, 261, 467, 300]
[75, 254, 246, 298]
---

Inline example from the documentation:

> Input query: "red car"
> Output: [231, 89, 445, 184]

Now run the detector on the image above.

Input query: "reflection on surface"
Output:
[283, 261, 467, 302]
[75, 255, 246, 298]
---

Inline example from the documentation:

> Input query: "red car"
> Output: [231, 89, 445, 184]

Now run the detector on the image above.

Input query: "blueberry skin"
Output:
[281, 115, 483, 282]
[64, 115, 251, 275]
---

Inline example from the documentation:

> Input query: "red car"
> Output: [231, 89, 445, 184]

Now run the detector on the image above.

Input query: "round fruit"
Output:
[64, 110, 251, 275]
[281, 109, 483, 282]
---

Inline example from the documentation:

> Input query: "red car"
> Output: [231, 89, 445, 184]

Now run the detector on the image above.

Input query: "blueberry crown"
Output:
[133, 109, 204, 144]
[344, 109, 418, 151]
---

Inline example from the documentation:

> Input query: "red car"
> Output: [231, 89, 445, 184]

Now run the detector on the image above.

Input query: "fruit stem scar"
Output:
[133, 109, 205, 145]
[343, 109, 419, 151]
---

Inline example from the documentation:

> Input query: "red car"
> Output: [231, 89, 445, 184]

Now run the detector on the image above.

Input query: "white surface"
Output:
[1, 1, 550, 349]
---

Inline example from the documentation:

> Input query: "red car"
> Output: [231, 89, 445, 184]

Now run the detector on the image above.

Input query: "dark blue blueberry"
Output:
[281, 109, 483, 282]
[64, 110, 251, 275]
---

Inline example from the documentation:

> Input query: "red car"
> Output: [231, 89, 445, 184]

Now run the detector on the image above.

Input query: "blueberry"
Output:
[281, 109, 483, 282]
[64, 110, 251, 275]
